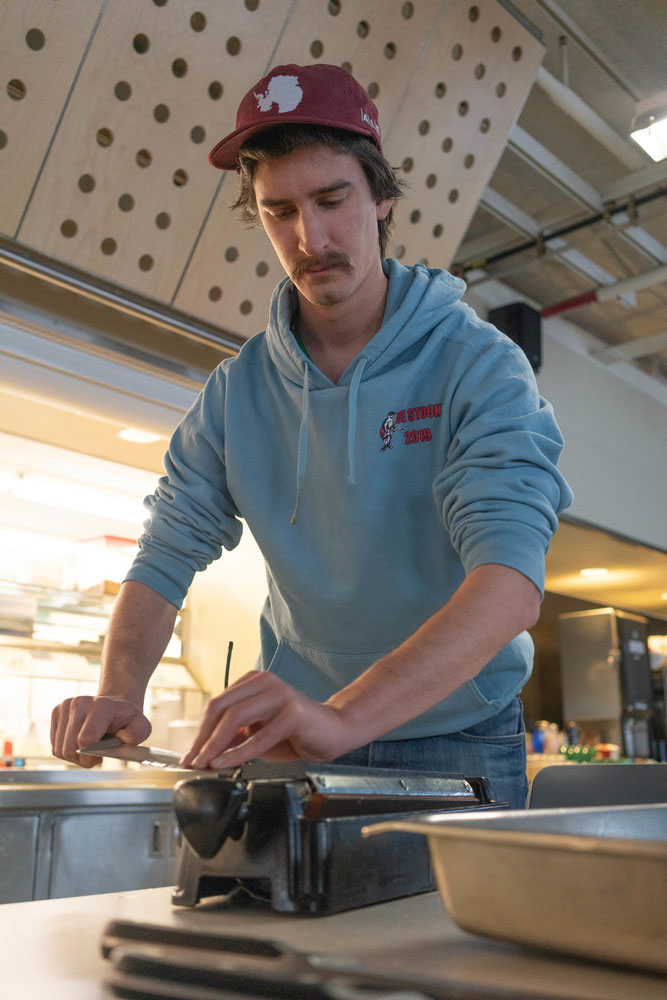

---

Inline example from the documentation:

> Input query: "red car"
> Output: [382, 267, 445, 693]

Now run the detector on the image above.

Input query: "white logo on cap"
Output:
[254, 74, 303, 114]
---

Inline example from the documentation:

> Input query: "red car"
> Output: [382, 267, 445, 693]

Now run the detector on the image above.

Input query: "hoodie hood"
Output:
[266, 258, 467, 388]
[266, 259, 468, 518]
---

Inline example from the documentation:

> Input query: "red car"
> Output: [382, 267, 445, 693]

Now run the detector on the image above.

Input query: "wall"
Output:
[465, 281, 667, 552]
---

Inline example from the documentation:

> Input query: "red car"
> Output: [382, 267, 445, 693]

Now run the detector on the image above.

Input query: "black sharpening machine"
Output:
[171, 760, 505, 915]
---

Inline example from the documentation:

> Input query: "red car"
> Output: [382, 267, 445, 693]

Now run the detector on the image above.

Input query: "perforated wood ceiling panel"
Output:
[3, 0, 543, 340]
[0, 0, 102, 235]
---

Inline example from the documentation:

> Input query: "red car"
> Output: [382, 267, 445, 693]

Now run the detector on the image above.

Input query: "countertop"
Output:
[1, 885, 664, 999]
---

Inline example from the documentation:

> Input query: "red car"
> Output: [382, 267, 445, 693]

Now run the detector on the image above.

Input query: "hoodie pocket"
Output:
[265, 639, 386, 702]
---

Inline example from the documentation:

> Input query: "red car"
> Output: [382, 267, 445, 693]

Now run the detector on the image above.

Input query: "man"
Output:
[51, 64, 572, 808]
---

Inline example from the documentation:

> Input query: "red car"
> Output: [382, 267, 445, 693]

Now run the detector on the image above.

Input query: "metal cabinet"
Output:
[0, 775, 185, 903]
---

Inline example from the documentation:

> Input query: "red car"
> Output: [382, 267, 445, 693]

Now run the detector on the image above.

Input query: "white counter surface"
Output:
[1, 885, 664, 998]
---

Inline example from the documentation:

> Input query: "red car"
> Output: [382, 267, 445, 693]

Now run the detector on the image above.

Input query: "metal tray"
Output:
[364, 803, 667, 973]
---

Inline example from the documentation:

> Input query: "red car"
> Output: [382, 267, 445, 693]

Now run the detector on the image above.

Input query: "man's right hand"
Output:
[50, 696, 151, 768]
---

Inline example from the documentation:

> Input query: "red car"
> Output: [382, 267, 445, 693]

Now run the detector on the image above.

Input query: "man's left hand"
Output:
[180, 671, 352, 769]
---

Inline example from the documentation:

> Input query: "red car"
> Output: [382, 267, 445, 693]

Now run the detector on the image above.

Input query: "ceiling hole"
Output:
[418, 120, 430, 135]
[61, 219, 77, 238]
[256, 261, 269, 276]
[367, 82, 379, 99]
[512, 46, 522, 61]
[496, 82, 506, 97]
[384, 42, 396, 59]
[78, 174, 95, 193]
[226, 36, 241, 55]
[139, 254, 154, 271]
[96, 127, 113, 147]
[156, 211, 171, 229]
[328, 0, 341, 13]
[357, 20, 369, 38]
[136, 148, 152, 167]
[245, 0, 259, 9]
[0, 130, 7, 149]
[239, 300, 253, 315]
[133, 33, 149, 54]
[114, 80, 131, 101]
[474, 63, 485, 79]
[191, 11, 206, 31]
[172, 58, 188, 77]
[426, 173, 437, 188]
[225, 247, 239, 262]
[402, 156, 414, 172]
[209, 81, 223, 100]
[341, 61, 352, 73]
[310, 39, 324, 58]
[448, 189, 459, 203]
[173, 168, 188, 186]
[468, 5, 479, 21]
[491, 26, 501, 42]
[153, 0, 168, 6]
[208, 286, 222, 302]
[7, 79, 26, 101]
[458, 101, 469, 116]
[435, 81, 446, 98]
[464, 153, 474, 168]
[451, 43, 463, 60]
[154, 103, 170, 123]
[118, 193, 134, 211]
[442, 137, 453, 152]
[395, 244, 405, 259]
[101, 237, 117, 255]
[25, 28, 46, 51]
[480, 117, 490, 132]
[402, 2, 414, 17]
[190, 125, 206, 143]
[432, 223, 443, 238]
[410, 209, 421, 224]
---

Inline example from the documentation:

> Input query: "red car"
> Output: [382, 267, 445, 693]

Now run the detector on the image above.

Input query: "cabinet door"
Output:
[0, 814, 40, 903]
[49, 808, 171, 898]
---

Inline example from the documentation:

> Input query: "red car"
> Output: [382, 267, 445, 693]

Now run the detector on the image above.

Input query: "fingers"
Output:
[208, 705, 301, 768]
[179, 672, 270, 767]
[50, 696, 150, 768]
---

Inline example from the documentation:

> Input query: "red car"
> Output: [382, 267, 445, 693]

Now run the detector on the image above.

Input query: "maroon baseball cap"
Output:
[208, 63, 383, 171]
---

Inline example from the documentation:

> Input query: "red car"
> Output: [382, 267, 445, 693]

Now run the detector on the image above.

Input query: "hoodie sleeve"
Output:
[433, 325, 573, 597]
[124, 363, 243, 607]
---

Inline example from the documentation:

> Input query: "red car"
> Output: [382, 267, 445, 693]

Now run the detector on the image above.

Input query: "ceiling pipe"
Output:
[533, 66, 646, 171]
[542, 263, 667, 318]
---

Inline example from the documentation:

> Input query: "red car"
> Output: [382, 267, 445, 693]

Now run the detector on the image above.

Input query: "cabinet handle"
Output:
[150, 820, 163, 857]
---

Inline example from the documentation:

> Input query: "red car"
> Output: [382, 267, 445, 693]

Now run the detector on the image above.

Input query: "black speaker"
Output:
[488, 302, 542, 373]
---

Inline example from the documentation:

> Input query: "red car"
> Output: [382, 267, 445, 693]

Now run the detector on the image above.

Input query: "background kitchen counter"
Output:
[1, 885, 664, 999]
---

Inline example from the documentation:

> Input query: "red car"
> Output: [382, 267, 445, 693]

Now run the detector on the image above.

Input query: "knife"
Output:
[78, 735, 186, 769]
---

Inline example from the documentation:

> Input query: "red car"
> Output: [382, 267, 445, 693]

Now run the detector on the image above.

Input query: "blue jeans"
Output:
[334, 696, 528, 810]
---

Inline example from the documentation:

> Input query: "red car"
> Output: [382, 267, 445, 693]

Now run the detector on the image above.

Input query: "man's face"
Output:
[253, 144, 393, 309]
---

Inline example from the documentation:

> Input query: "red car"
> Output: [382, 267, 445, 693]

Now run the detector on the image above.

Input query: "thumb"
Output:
[116, 715, 152, 746]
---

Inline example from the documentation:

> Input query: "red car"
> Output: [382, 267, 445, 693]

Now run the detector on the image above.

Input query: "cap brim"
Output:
[208, 117, 382, 171]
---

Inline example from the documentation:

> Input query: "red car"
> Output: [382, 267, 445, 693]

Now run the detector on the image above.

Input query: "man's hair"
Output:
[232, 124, 404, 258]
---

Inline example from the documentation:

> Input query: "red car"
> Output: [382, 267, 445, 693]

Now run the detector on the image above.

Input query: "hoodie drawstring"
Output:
[290, 363, 310, 524]
[290, 356, 367, 523]
[347, 356, 368, 486]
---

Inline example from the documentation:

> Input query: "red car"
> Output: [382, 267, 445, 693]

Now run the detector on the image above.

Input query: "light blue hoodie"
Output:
[126, 260, 572, 738]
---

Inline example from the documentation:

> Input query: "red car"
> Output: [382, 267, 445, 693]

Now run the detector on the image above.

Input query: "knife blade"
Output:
[78, 735, 185, 768]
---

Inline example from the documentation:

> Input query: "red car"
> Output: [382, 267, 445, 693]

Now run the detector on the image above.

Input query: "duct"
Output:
[533, 66, 646, 170]
[542, 263, 667, 318]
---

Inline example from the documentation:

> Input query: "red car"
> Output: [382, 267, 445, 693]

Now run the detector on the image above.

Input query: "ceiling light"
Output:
[630, 91, 667, 162]
[118, 427, 162, 444]
[579, 567, 609, 580]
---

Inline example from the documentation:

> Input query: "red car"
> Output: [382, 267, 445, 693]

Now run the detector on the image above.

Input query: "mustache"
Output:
[290, 251, 354, 282]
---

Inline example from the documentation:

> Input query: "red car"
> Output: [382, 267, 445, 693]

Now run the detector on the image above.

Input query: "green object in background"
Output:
[559, 744, 599, 762]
